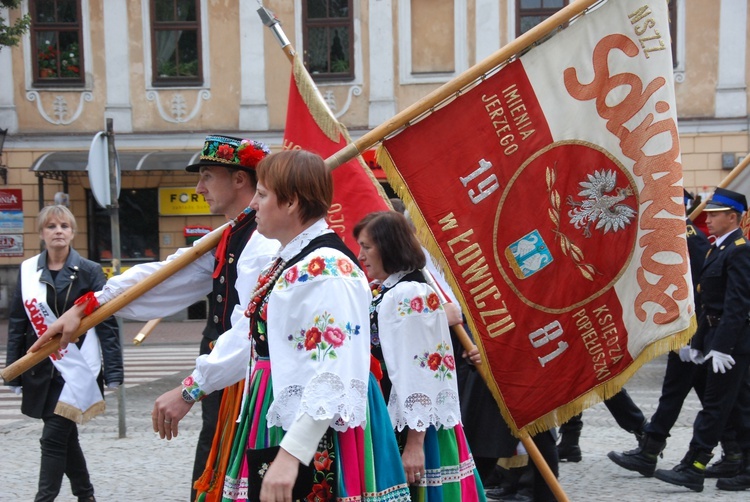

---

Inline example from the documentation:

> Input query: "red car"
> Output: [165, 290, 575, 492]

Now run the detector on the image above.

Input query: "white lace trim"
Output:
[389, 388, 461, 432]
[267, 372, 368, 432]
[277, 218, 333, 262]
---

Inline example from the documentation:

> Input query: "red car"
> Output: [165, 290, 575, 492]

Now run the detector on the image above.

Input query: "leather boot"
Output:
[706, 441, 742, 478]
[716, 450, 750, 491]
[654, 448, 713, 492]
[607, 435, 666, 477]
[557, 415, 582, 462]
[556, 434, 581, 462]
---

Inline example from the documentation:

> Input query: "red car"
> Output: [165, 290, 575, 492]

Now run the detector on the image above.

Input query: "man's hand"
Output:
[463, 347, 482, 365]
[151, 386, 194, 440]
[689, 348, 705, 365]
[705, 350, 735, 374]
[28, 303, 86, 352]
[678, 346, 692, 363]
[259, 447, 300, 502]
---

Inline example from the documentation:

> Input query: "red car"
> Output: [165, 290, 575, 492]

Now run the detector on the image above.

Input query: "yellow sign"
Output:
[102, 265, 132, 279]
[159, 187, 211, 215]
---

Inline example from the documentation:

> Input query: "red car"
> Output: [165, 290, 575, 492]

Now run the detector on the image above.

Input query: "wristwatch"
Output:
[181, 387, 196, 404]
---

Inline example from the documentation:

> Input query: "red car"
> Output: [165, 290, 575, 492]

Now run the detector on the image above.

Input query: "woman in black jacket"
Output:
[5, 205, 123, 502]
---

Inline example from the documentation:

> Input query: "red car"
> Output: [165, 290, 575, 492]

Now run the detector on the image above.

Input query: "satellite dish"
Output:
[87, 131, 121, 208]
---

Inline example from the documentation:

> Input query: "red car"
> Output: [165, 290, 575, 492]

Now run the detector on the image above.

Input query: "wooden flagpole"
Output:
[258, 6, 570, 501]
[1, 223, 228, 383]
[133, 318, 163, 345]
[322, 0, 601, 170]
[688, 151, 750, 220]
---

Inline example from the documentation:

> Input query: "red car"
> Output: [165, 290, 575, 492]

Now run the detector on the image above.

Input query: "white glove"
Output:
[9, 386, 22, 395]
[705, 350, 735, 374]
[690, 348, 705, 364]
[678, 346, 692, 362]
[106, 382, 121, 389]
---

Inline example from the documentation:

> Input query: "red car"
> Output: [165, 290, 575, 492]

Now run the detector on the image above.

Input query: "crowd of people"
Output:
[8, 137, 750, 501]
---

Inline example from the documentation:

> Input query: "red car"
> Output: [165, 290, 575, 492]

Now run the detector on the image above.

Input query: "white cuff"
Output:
[94, 289, 115, 305]
[279, 414, 330, 465]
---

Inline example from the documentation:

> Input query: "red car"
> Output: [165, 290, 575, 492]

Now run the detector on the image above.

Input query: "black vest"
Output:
[209, 214, 258, 337]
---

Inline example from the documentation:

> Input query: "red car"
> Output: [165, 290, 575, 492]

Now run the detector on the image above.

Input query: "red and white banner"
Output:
[283, 56, 390, 253]
[379, 0, 691, 434]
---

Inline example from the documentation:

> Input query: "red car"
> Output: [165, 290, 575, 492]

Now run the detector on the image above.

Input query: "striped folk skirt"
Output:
[403, 423, 486, 502]
[221, 359, 411, 501]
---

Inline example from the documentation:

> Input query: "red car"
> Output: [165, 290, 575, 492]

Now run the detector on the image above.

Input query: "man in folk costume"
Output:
[654, 187, 750, 492]
[37, 135, 279, 500]
[149, 150, 410, 501]
[5, 204, 123, 502]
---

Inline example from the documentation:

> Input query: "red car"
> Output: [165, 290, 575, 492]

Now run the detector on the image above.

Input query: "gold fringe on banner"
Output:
[376, 143, 698, 437]
[292, 55, 340, 143]
[292, 55, 392, 210]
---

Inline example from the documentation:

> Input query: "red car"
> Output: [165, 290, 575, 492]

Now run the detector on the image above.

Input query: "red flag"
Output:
[283, 56, 390, 252]
[378, 0, 692, 435]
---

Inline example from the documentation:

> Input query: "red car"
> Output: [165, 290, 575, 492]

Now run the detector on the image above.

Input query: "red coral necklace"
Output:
[244, 258, 286, 318]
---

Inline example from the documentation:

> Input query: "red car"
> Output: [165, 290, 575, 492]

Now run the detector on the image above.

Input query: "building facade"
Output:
[0, 0, 747, 317]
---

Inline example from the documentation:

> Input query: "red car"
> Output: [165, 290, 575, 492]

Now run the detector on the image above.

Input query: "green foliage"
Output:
[0, 0, 31, 49]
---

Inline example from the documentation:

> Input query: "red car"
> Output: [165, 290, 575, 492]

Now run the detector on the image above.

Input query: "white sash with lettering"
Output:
[21, 256, 105, 424]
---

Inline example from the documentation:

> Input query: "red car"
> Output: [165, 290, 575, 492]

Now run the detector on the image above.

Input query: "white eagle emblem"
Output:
[567, 169, 636, 238]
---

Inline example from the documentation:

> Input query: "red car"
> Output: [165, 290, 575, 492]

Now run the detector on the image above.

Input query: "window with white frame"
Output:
[30, 0, 84, 86]
[302, 0, 354, 81]
[150, 0, 202, 86]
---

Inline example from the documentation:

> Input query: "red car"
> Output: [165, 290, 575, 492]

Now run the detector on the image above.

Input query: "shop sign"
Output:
[0, 189, 24, 256]
[159, 187, 211, 215]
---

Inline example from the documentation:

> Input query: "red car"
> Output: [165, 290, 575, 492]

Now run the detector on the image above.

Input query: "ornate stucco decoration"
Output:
[145, 90, 212, 124]
[26, 91, 94, 126]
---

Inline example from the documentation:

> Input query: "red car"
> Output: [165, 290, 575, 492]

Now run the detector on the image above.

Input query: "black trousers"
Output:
[691, 353, 750, 452]
[529, 431, 560, 502]
[560, 388, 645, 435]
[191, 335, 224, 500]
[36, 414, 94, 502]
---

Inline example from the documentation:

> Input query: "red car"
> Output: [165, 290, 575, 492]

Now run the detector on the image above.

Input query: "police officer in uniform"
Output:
[606, 190, 741, 477]
[654, 187, 750, 492]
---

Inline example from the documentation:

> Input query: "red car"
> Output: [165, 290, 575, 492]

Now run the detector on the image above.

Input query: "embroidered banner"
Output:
[283, 56, 390, 253]
[378, 0, 692, 435]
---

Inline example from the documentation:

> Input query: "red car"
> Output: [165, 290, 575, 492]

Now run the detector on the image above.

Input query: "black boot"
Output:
[706, 441, 743, 478]
[716, 450, 750, 491]
[607, 435, 666, 477]
[557, 435, 581, 462]
[654, 448, 712, 492]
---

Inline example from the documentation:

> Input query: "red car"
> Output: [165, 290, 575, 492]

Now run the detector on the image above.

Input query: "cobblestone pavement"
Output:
[1, 320, 748, 500]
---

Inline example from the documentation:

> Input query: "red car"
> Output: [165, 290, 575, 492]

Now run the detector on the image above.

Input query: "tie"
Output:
[212, 226, 232, 279]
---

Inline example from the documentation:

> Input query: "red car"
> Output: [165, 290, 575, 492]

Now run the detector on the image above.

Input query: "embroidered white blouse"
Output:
[375, 271, 462, 432]
[264, 218, 371, 433]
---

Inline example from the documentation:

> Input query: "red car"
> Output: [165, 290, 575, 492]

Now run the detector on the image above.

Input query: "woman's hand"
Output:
[402, 428, 427, 485]
[28, 303, 86, 352]
[151, 386, 194, 440]
[259, 447, 300, 502]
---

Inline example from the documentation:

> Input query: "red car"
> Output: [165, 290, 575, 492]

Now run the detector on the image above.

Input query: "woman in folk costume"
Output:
[354, 211, 486, 501]
[149, 150, 410, 501]
[5, 205, 123, 502]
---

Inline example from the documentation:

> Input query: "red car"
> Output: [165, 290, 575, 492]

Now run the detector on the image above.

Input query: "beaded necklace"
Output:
[244, 258, 286, 320]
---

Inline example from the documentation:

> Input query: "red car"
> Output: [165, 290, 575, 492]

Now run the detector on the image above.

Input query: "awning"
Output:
[30, 150, 201, 172]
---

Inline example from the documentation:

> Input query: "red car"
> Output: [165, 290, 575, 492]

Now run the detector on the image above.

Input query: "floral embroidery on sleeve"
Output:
[397, 291, 442, 316]
[277, 255, 362, 289]
[288, 311, 361, 361]
[414, 342, 456, 381]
